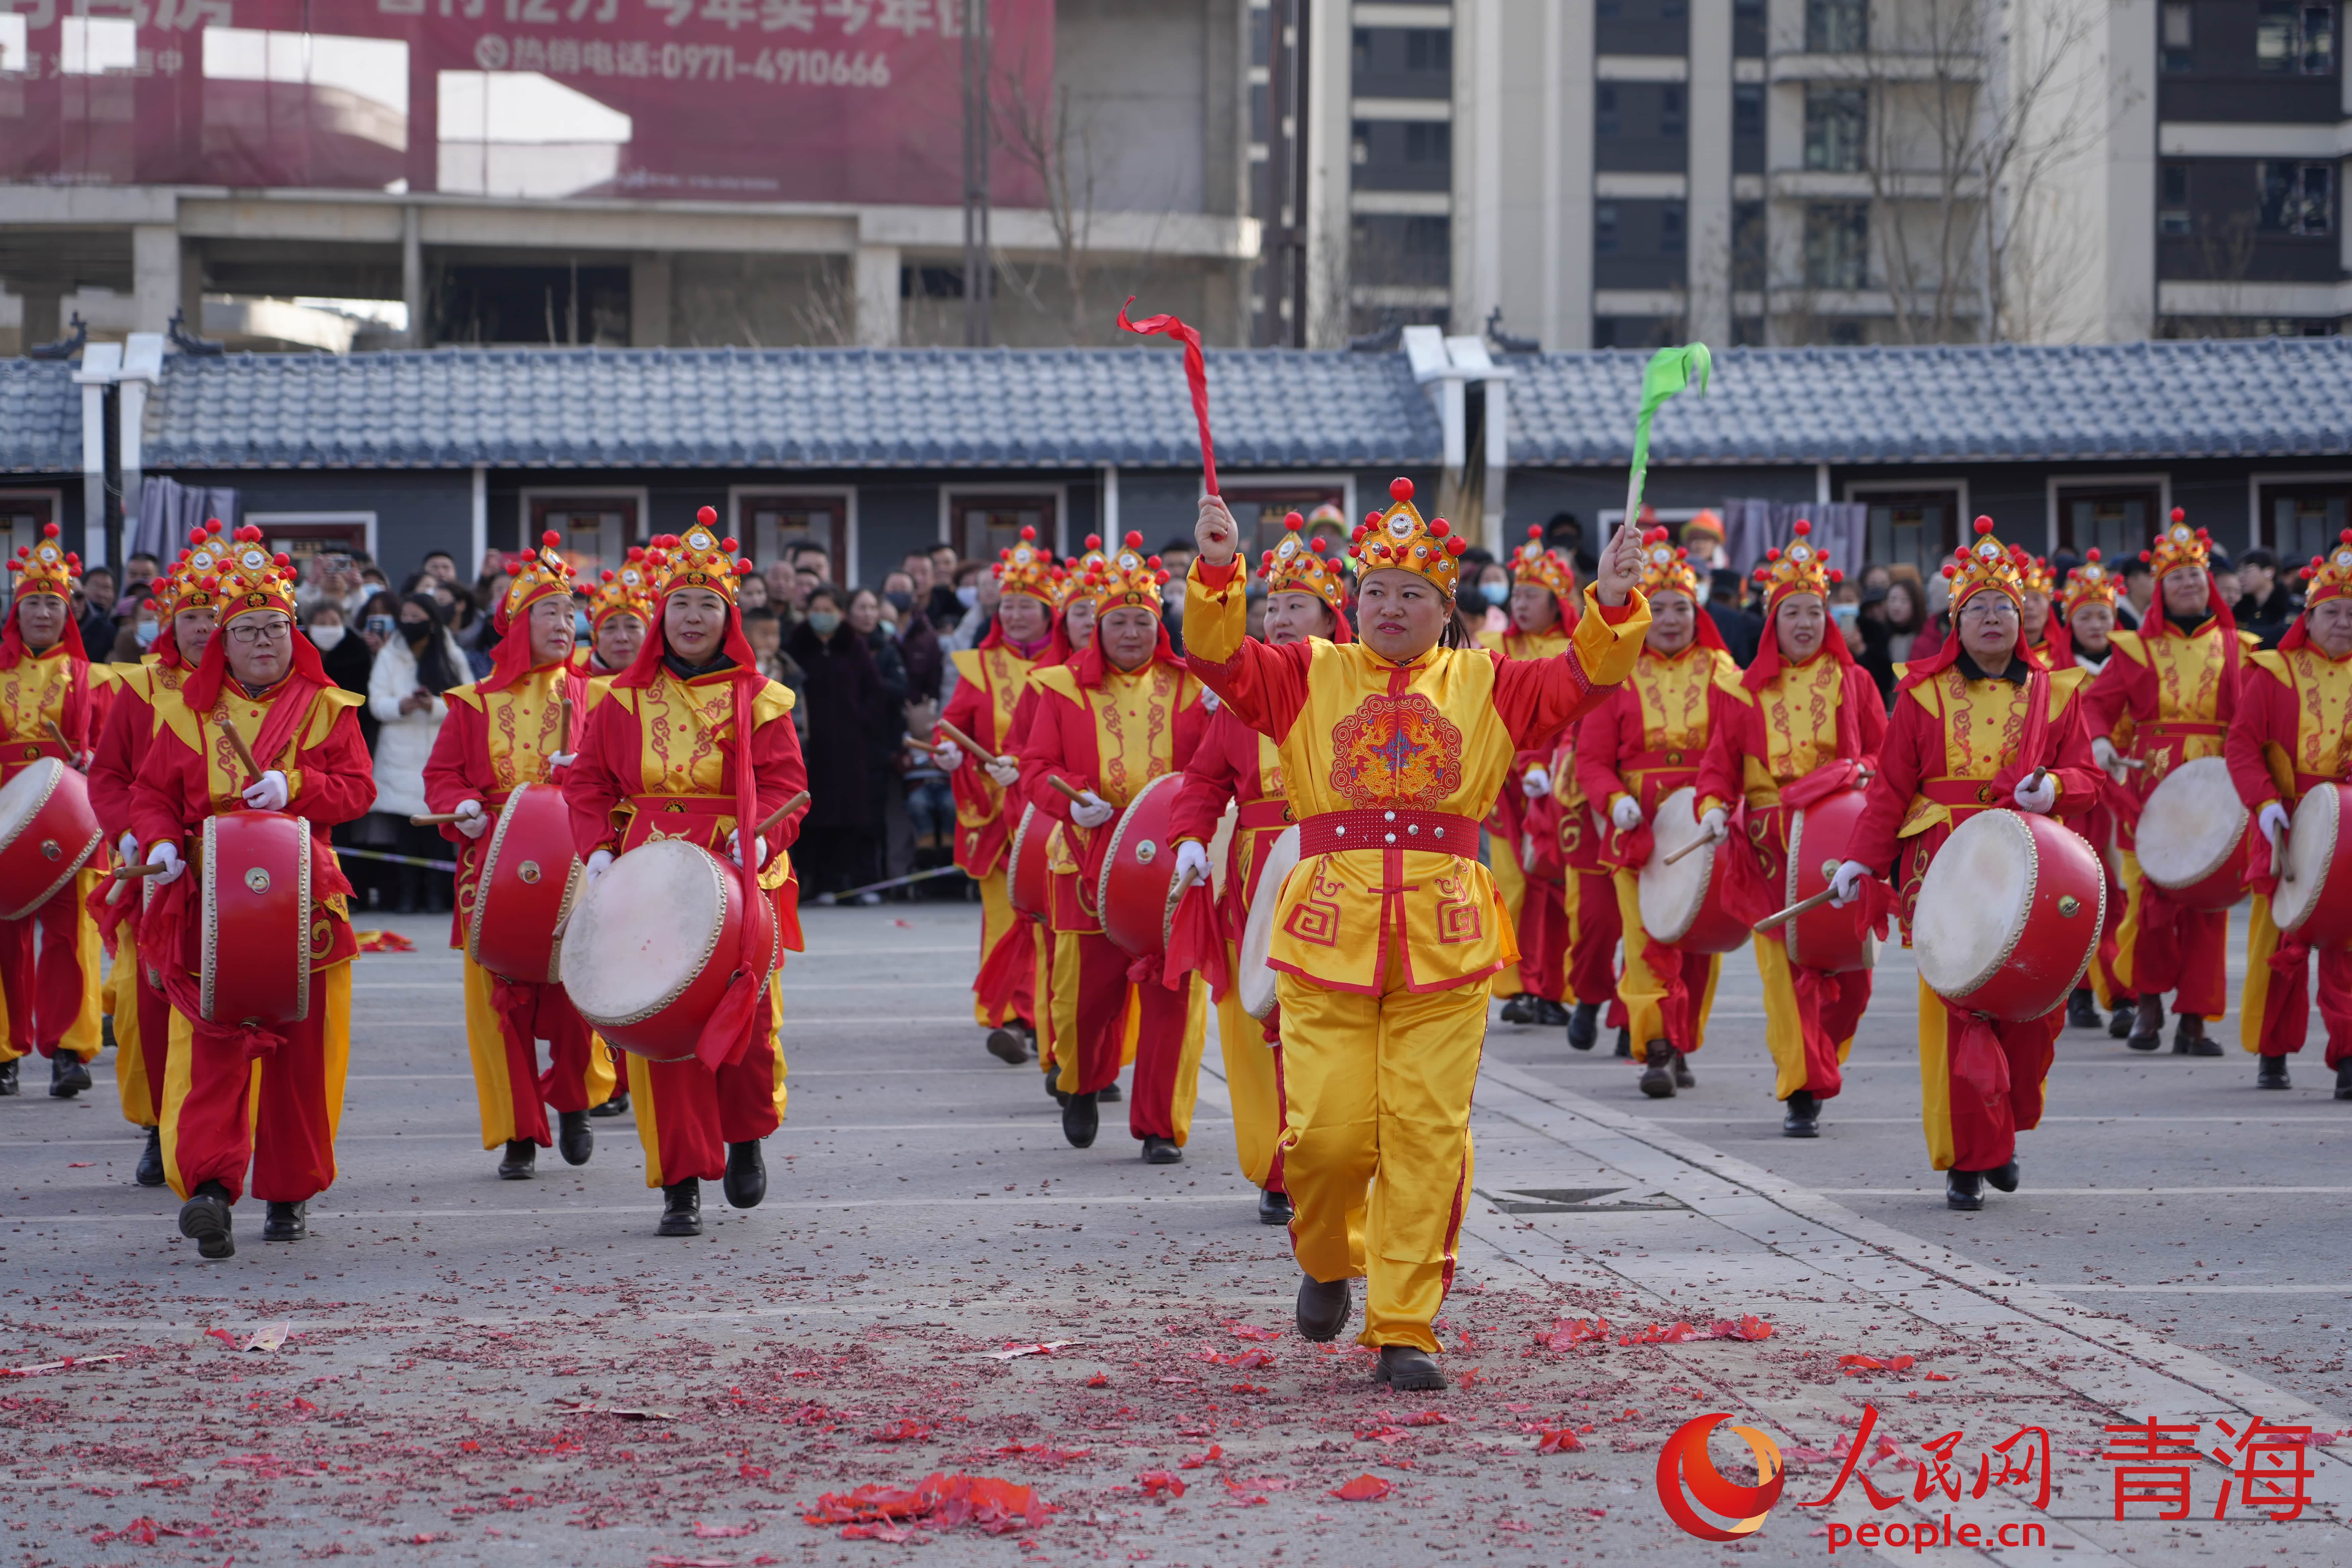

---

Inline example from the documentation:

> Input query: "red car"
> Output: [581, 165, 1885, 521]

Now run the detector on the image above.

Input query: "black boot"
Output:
[2067, 989, 2102, 1029]
[1672, 1050, 1696, 1089]
[177, 1180, 234, 1259]
[0, 1057, 16, 1095]
[1533, 998, 1571, 1028]
[135, 1126, 165, 1187]
[1375, 1345, 1446, 1392]
[262, 1200, 306, 1241]
[557, 1110, 593, 1166]
[1044, 1062, 1069, 1106]
[1061, 1090, 1099, 1149]
[1296, 1274, 1350, 1341]
[1638, 1040, 1677, 1099]
[1498, 994, 1535, 1025]
[2337, 1061, 2352, 1101]
[2257, 1054, 2291, 1090]
[1140, 1135, 1181, 1165]
[2126, 995, 2164, 1051]
[497, 1139, 536, 1180]
[1945, 1169, 1984, 1211]
[723, 1139, 766, 1208]
[1257, 1188, 1293, 1225]
[2107, 1000, 2137, 1039]
[49, 1053, 91, 1098]
[985, 1025, 1028, 1065]
[588, 1090, 630, 1119]
[1567, 1002, 1599, 1051]
[658, 1179, 701, 1236]
[1098, 1080, 1122, 1104]
[1782, 1090, 1819, 1138]
[1613, 1026, 1632, 1058]
[2177, 1018, 2222, 1057]
[1984, 1159, 2019, 1193]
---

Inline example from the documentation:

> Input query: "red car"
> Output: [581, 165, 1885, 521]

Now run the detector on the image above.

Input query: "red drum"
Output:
[1636, 787, 1751, 956]
[1007, 803, 1051, 924]
[0, 757, 102, 920]
[2135, 757, 2249, 911]
[1097, 772, 1189, 959]
[1782, 788, 1880, 974]
[201, 812, 314, 1026]
[1236, 826, 1302, 1021]
[559, 839, 782, 1062]
[2273, 782, 2352, 949]
[468, 783, 583, 985]
[1914, 808, 2105, 1022]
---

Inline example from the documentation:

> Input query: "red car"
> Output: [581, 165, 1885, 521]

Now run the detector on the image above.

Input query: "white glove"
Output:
[583, 848, 614, 887]
[1610, 796, 1644, 832]
[1521, 766, 1551, 800]
[728, 830, 769, 871]
[2091, 736, 2124, 781]
[2260, 801, 2292, 849]
[931, 740, 965, 773]
[1829, 859, 1873, 908]
[2013, 772, 2058, 815]
[146, 841, 184, 887]
[985, 756, 1022, 789]
[549, 751, 576, 769]
[1173, 839, 1213, 888]
[241, 769, 289, 813]
[1070, 791, 1116, 830]
[453, 799, 491, 840]
[117, 831, 138, 867]
[1698, 805, 1729, 843]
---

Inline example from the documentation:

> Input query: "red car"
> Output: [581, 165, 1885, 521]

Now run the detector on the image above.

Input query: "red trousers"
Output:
[1568, 867, 1620, 1009]
[625, 970, 786, 1188]
[1516, 872, 1569, 1003]
[162, 964, 353, 1204]
[1918, 978, 2059, 1172]
[2117, 855, 2226, 1017]
[0, 889, 101, 1061]
[1051, 931, 1205, 1144]
[2244, 896, 2352, 1064]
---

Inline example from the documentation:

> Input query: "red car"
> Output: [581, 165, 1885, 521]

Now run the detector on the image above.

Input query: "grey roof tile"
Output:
[0, 359, 81, 474]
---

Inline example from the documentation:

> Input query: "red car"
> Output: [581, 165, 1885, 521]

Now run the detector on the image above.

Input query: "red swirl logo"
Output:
[1655, 1414, 1786, 1541]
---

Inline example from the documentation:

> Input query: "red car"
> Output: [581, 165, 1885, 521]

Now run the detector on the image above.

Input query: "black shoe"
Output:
[985, 1026, 1028, 1065]
[2178, 1021, 2222, 1057]
[1567, 1002, 1599, 1050]
[49, 1053, 91, 1098]
[1043, 1062, 1068, 1105]
[1533, 998, 1571, 1028]
[1782, 1091, 1819, 1138]
[0, 1058, 16, 1095]
[723, 1140, 766, 1208]
[588, 1092, 630, 1119]
[2125, 1028, 2162, 1051]
[1498, 995, 1535, 1025]
[497, 1139, 536, 1180]
[2067, 990, 2102, 1029]
[1613, 1026, 1632, 1058]
[135, 1126, 165, 1187]
[1098, 1081, 1122, 1104]
[1945, 1169, 1984, 1211]
[557, 1110, 593, 1166]
[1061, 1091, 1099, 1149]
[658, 1179, 701, 1236]
[1375, 1345, 1446, 1392]
[1984, 1159, 2019, 1193]
[1296, 1274, 1350, 1342]
[1638, 1041, 1677, 1099]
[2107, 1002, 2137, 1039]
[2257, 1055, 2291, 1091]
[1257, 1188, 1293, 1225]
[262, 1200, 306, 1242]
[1141, 1136, 1181, 1165]
[177, 1182, 234, 1259]
[2337, 1062, 2352, 1101]
[1672, 1051, 1696, 1089]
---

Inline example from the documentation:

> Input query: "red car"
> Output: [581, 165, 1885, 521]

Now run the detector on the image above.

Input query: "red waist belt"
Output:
[1298, 808, 1479, 857]
[1919, 777, 2008, 809]
[1236, 797, 1295, 831]
[2141, 721, 2225, 740]
[1620, 747, 1705, 775]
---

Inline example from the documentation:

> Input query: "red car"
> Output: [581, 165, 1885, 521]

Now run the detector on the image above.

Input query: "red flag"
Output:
[1118, 297, 1218, 495]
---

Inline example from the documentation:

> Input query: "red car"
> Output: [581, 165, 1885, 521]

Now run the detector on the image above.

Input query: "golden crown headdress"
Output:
[588, 547, 658, 628]
[201, 525, 299, 625]
[1940, 516, 2025, 611]
[498, 529, 578, 630]
[1348, 478, 1466, 596]
[650, 506, 753, 600]
[2143, 507, 2212, 580]
[1082, 530, 1169, 616]
[1259, 512, 1349, 614]
[995, 525, 1059, 603]
[2011, 548, 2056, 597]
[8, 522, 79, 604]
[2298, 527, 2352, 607]
[2060, 548, 2119, 613]
[1509, 525, 1579, 603]
[1636, 526, 1704, 600]
[157, 520, 230, 619]
[1750, 518, 1840, 608]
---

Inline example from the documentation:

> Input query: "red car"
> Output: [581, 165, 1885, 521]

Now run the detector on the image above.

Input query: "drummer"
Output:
[1185, 481, 1648, 1392]
[2224, 533, 2352, 1091]
[1476, 527, 1580, 1028]
[1573, 528, 1745, 1099]
[2017, 552, 2059, 663]
[0, 524, 109, 1101]
[86, 525, 225, 1184]
[1020, 534, 1210, 1161]
[128, 528, 373, 1258]
[1692, 522, 1886, 1137]
[571, 552, 655, 1121]
[2081, 510, 2260, 1055]
[2047, 553, 2137, 1037]
[928, 527, 1062, 1066]
[1540, 718, 1623, 1055]
[565, 510, 808, 1238]
[422, 533, 612, 1181]
[1831, 517, 2100, 1211]
[1167, 516, 1352, 1223]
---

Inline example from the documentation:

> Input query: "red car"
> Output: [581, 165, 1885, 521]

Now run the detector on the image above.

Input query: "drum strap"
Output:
[1297, 809, 1479, 858]
[1919, 777, 2013, 813]
[1235, 798, 1294, 831]
[2142, 721, 2226, 738]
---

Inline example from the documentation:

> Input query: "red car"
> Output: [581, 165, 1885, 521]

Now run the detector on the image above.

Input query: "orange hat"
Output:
[1348, 477, 1467, 596]
[2144, 507, 2212, 580]
[1081, 531, 1169, 618]
[995, 526, 1059, 604]
[155, 519, 230, 621]
[1681, 509, 1726, 547]
[496, 530, 578, 632]
[2298, 528, 2352, 609]
[7, 522, 78, 604]
[587, 548, 657, 629]
[1259, 512, 1349, 616]
[1635, 526, 1704, 600]
[2059, 548, 2119, 615]
[1509, 524, 1578, 597]
[649, 507, 754, 600]
[1940, 516, 2026, 615]
[1750, 518, 1840, 611]
[205, 525, 300, 626]
[2011, 549, 2056, 598]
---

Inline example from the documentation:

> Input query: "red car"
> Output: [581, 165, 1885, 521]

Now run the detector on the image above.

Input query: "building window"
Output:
[1660, 85, 1685, 138]
[2058, 486, 2162, 558]
[1732, 201, 1766, 291]
[2259, 160, 2332, 234]
[1733, 82, 1764, 142]
[1805, 203, 1869, 289]
[2257, 1, 2335, 72]
[2161, 1, 2194, 70]
[2160, 163, 2191, 235]
[1858, 489, 1961, 576]
[1806, 0, 1868, 52]
[1596, 203, 1621, 254]
[1405, 28, 1451, 72]
[1404, 121, 1451, 164]
[1804, 87, 1867, 172]
[1733, 0, 1767, 55]
[2263, 482, 2352, 557]
[1660, 204, 1686, 254]
[1597, 84, 1620, 138]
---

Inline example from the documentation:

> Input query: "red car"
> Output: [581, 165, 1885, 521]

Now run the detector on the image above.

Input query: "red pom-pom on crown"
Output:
[697, 506, 718, 527]
[1390, 477, 1414, 502]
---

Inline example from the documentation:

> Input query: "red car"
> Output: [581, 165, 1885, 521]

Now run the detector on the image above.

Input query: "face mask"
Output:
[884, 589, 913, 612]
[134, 619, 160, 649]
[309, 623, 346, 651]
[806, 610, 842, 637]
[956, 585, 979, 610]
[1480, 582, 1510, 606]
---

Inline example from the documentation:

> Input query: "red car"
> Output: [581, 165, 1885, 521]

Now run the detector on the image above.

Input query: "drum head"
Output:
[1636, 787, 1709, 944]
[0, 756, 62, 843]
[1206, 800, 1237, 901]
[0, 758, 99, 921]
[2273, 784, 2339, 932]
[1237, 826, 1302, 1021]
[1914, 810, 2032, 998]
[2136, 757, 2247, 890]
[561, 840, 729, 1028]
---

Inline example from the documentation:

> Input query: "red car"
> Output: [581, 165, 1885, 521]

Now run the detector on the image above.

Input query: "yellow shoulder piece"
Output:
[1710, 652, 1752, 703]
[302, 686, 366, 745]
[106, 663, 151, 702]
[580, 677, 617, 710]
[1031, 664, 1083, 705]
[1900, 672, 1943, 718]
[1473, 628, 1507, 652]
[87, 662, 123, 692]
[948, 648, 987, 686]
[443, 682, 486, 713]
[2248, 649, 2294, 686]
[2106, 630, 2149, 667]
[2046, 666, 2091, 711]
[2238, 628, 2263, 651]
[752, 678, 795, 724]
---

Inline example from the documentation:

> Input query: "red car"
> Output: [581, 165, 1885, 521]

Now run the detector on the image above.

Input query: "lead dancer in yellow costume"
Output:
[1185, 479, 1649, 1391]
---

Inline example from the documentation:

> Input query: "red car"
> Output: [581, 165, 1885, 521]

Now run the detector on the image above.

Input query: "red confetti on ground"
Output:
[740, 1463, 772, 1479]
[354, 929, 415, 953]
[1137, 1470, 1185, 1499]
[202, 1327, 238, 1348]
[1178, 1444, 1222, 1469]
[1194, 1348, 1274, 1369]
[1838, 1354, 1917, 1374]
[66, 1162, 93, 1168]
[868, 1419, 933, 1442]
[1228, 1324, 1283, 1342]
[1331, 1474, 1393, 1502]
[691, 1521, 758, 1538]
[1354, 1424, 1408, 1445]
[1924, 1371, 1954, 1381]
[1533, 1317, 1609, 1350]
[1535, 1427, 1584, 1454]
[1404, 1411, 1456, 1427]
[1704, 1315, 1775, 1341]
[1084, 1373, 1110, 1388]
[801, 1473, 1050, 1537]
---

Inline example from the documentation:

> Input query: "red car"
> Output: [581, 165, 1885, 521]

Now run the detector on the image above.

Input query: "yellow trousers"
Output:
[459, 958, 617, 1148]
[624, 969, 788, 1188]
[111, 937, 156, 1128]
[974, 869, 1019, 1027]
[1275, 955, 1484, 1355]
[1610, 868, 1723, 1054]
[1488, 850, 1526, 999]
[1752, 934, 1863, 1101]
[1214, 971, 1285, 1190]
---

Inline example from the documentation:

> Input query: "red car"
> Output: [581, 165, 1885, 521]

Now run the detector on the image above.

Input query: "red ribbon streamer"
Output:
[1117, 297, 1218, 495]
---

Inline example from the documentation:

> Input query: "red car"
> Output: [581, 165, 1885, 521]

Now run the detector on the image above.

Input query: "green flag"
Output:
[1623, 342, 1711, 529]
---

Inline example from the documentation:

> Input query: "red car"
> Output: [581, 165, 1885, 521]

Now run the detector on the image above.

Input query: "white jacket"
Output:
[367, 632, 464, 819]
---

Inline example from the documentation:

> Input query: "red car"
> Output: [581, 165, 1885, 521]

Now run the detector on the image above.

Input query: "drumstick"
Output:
[935, 718, 1003, 770]
[904, 736, 939, 756]
[1755, 884, 1841, 932]
[1046, 776, 1091, 805]
[559, 693, 574, 751]
[1663, 832, 1719, 867]
[754, 789, 812, 839]
[408, 812, 474, 826]
[2278, 824, 2295, 884]
[216, 718, 261, 785]
[110, 862, 168, 879]
[44, 719, 71, 752]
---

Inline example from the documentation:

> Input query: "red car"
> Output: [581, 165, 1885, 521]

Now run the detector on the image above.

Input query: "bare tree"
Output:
[989, 37, 1101, 344]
